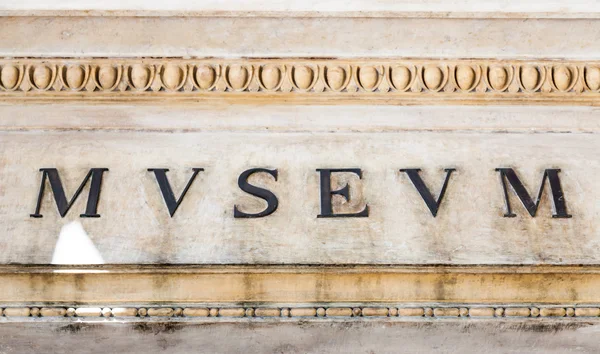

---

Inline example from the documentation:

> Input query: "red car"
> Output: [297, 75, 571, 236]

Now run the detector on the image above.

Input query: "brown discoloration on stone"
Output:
[0, 320, 597, 354]
[131, 323, 182, 335]
[3, 265, 600, 304]
[55, 323, 87, 334]
[0, 125, 594, 266]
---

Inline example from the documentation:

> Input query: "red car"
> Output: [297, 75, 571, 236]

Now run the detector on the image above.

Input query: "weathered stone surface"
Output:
[253, 308, 281, 317]
[1, 3, 600, 350]
[290, 308, 317, 317]
[1, 321, 599, 354]
[0, 105, 597, 265]
[182, 308, 209, 317]
[505, 308, 531, 317]
[325, 307, 353, 317]
[109, 308, 137, 317]
[398, 308, 424, 317]
[362, 308, 389, 317]
[469, 308, 495, 317]
[540, 308, 567, 317]
[40, 308, 67, 317]
[3, 307, 30, 317]
[433, 308, 460, 317]
[2, 16, 600, 59]
[146, 308, 173, 317]
[217, 308, 245, 317]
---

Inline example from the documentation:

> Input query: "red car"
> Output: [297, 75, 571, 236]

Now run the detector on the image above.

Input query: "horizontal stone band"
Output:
[2, 265, 600, 304]
[2, 306, 599, 321]
[0, 58, 599, 105]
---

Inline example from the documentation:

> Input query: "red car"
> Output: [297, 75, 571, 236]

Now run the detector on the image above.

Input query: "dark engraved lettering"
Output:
[496, 168, 571, 218]
[316, 168, 369, 218]
[148, 168, 204, 217]
[400, 168, 456, 217]
[30, 168, 109, 218]
[234, 168, 279, 218]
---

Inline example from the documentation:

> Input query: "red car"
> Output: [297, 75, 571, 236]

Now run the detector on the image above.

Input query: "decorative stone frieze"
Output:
[1, 59, 599, 104]
[1, 305, 596, 320]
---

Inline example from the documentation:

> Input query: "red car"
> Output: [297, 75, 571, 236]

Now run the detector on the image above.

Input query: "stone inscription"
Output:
[0, 127, 592, 264]
[28, 167, 571, 219]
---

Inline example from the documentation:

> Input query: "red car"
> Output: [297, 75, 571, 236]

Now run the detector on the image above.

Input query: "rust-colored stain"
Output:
[1, 265, 599, 304]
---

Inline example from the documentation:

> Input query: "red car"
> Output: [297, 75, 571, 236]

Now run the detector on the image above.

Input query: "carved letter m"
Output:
[30, 168, 109, 218]
[496, 168, 571, 218]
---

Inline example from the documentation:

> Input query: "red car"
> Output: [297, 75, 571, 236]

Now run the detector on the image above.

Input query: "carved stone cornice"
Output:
[2, 265, 600, 305]
[1, 58, 599, 105]
[2, 265, 600, 321]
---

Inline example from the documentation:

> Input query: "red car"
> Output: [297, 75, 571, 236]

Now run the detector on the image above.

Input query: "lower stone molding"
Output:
[2, 305, 600, 321]
[3, 265, 600, 312]
[3, 265, 600, 304]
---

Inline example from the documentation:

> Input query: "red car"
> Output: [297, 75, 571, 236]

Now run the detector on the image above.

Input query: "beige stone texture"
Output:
[2, 320, 600, 354]
[398, 308, 424, 316]
[2, 4, 600, 352]
[1, 105, 599, 265]
[3, 307, 30, 317]
[1, 58, 599, 106]
[146, 308, 173, 317]
[217, 308, 245, 317]
[433, 308, 460, 317]
[40, 308, 67, 317]
[182, 308, 209, 317]
[469, 308, 495, 317]
[290, 308, 317, 317]
[575, 308, 600, 317]
[1, 16, 600, 59]
[2, 0, 599, 16]
[361, 308, 389, 316]
[505, 307, 532, 317]
[253, 308, 280, 317]
[540, 308, 567, 317]
[325, 307, 353, 317]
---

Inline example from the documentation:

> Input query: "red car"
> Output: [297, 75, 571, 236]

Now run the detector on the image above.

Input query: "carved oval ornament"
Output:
[0, 64, 23, 91]
[29, 64, 56, 90]
[0, 59, 598, 101]
[389, 65, 414, 91]
[193, 65, 218, 90]
[161, 64, 186, 91]
[95, 65, 121, 91]
[259, 65, 284, 91]
[226, 65, 252, 91]
[128, 64, 155, 91]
